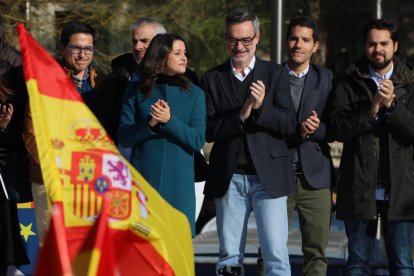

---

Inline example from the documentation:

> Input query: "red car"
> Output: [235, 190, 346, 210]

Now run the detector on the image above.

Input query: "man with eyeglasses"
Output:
[21, 20, 104, 245]
[60, 19, 104, 112]
[201, 8, 296, 275]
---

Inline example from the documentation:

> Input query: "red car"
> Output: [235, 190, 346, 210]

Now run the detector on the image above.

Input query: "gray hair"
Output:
[131, 17, 166, 35]
[225, 8, 260, 34]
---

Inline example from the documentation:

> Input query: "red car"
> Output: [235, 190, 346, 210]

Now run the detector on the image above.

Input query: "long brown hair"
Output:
[0, 78, 16, 102]
[138, 33, 190, 97]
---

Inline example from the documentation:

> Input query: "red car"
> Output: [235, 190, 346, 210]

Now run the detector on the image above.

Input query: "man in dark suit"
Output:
[201, 8, 296, 275]
[284, 16, 334, 275]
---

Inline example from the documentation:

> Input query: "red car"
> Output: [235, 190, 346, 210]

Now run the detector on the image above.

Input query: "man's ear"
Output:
[394, 41, 398, 52]
[313, 41, 320, 53]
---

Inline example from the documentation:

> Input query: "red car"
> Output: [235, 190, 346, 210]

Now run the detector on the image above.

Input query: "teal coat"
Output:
[118, 81, 206, 236]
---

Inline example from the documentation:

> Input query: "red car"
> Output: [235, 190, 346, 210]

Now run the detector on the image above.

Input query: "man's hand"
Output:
[371, 92, 384, 117]
[239, 97, 254, 122]
[300, 111, 320, 138]
[377, 79, 395, 108]
[250, 80, 265, 110]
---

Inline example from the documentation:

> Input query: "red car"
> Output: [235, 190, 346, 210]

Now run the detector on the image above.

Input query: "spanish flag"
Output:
[18, 24, 194, 275]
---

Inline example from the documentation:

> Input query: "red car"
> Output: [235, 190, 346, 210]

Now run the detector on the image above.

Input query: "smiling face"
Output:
[163, 40, 187, 76]
[286, 25, 319, 73]
[365, 28, 398, 74]
[226, 20, 259, 70]
[62, 33, 94, 78]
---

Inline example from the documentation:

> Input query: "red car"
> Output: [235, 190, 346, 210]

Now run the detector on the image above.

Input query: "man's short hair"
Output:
[286, 16, 319, 42]
[60, 20, 96, 46]
[363, 19, 398, 43]
[130, 17, 166, 35]
[225, 8, 260, 35]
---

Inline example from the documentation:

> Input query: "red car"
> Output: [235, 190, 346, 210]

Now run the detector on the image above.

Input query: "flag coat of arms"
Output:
[17, 24, 194, 275]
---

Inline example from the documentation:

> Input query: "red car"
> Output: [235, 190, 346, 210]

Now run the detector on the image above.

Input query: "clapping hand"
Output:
[300, 111, 320, 138]
[371, 77, 395, 117]
[239, 80, 265, 121]
[250, 80, 265, 110]
[149, 99, 171, 127]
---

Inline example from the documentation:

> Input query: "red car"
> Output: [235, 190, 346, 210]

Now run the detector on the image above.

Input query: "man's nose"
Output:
[235, 41, 245, 49]
[77, 50, 86, 58]
[135, 41, 144, 50]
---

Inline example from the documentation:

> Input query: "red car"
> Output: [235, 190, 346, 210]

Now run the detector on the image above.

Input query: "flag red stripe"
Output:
[87, 188, 91, 217]
[80, 185, 84, 217]
[66, 227, 174, 275]
[73, 185, 77, 216]
[17, 24, 83, 102]
[35, 203, 73, 275]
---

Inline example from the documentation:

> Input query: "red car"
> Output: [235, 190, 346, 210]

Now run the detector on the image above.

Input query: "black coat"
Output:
[327, 55, 414, 220]
[201, 57, 297, 198]
[286, 64, 335, 189]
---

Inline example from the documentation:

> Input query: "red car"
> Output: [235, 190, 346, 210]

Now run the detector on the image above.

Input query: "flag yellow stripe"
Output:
[26, 79, 62, 203]
[88, 248, 101, 276]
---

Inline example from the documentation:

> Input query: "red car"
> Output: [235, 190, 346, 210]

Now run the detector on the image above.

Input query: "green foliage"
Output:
[0, 0, 275, 76]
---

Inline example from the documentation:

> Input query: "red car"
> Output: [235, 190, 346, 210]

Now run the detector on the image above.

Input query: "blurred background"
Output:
[1, 0, 414, 77]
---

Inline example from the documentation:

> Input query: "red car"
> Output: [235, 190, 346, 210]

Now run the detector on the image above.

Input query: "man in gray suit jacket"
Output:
[284, 16, 335, 276]
[201, 8, 296, 276]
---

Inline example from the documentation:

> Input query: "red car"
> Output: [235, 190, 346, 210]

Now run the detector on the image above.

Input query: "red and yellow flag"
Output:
[35, 203, 73, 276]
[17, 24, 194, 275]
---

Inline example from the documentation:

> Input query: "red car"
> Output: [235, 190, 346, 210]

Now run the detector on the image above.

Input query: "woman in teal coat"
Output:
[118, 33, 205, 236]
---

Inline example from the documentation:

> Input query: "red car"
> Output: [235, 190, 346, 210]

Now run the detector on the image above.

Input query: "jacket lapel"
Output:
[252, 58, 267, 84]
[217, 60, 240, 108]
[298, 65, 320, 121]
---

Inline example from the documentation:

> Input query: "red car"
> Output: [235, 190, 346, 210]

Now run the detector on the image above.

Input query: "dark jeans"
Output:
[345, 201, 414, 276]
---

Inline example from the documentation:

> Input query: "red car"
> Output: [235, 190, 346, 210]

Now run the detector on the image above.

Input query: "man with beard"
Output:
[327, 19, 414, 275]
[201, 8, 296, 275]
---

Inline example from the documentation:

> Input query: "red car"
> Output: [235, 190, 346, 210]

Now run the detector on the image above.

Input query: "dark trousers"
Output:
[287, 174, 332, 276]
[345, 201, 414, 276]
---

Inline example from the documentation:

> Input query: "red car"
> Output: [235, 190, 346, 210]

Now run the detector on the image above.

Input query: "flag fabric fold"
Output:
[17, 23, 194, 276]
[34, 203, 73, 276]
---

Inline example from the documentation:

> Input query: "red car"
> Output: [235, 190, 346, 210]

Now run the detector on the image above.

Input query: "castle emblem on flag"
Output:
[70, 151, 132, 220]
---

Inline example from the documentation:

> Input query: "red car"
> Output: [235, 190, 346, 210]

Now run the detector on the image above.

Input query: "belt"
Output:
[294, 170, 303, 176]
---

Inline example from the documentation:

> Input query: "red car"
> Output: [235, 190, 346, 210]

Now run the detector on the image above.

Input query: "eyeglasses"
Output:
[226, 34, 256, 46]
[66, 44, 95, 55]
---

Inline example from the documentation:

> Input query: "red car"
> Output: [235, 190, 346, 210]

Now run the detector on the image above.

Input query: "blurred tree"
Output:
[0, 0, 273, 75]
[1, 0, 413, 76]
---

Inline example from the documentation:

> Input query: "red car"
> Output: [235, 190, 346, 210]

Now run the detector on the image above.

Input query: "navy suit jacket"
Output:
[201, 57, 297, 198]
[286, 64, 335, 189]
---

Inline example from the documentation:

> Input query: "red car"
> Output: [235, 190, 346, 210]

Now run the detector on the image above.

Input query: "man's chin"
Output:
[231, 56, 248, 64]
[370, 60, 392, 70]
[133, 55, 142, 64]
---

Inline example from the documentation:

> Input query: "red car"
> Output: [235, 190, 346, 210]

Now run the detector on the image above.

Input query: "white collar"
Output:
[231, 56, 256, 81]
[285, 63, 309, 77]
[368, 63, 394, 86]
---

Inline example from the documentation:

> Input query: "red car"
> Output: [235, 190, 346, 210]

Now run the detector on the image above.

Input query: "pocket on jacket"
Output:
[270, 148, 289, 159]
